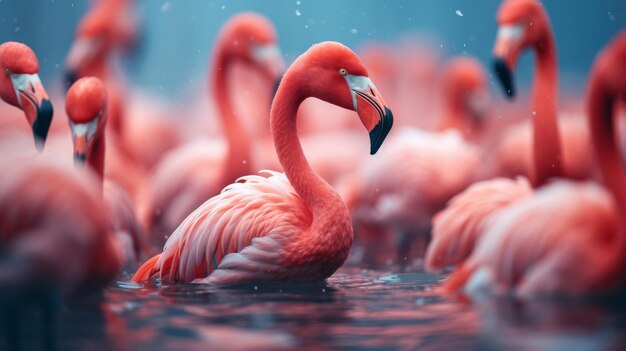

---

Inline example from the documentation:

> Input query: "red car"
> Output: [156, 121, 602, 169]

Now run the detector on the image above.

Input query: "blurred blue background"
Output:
[1, 0, 624, 98]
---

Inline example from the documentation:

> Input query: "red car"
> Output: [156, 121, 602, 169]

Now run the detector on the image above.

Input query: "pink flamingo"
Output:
[445, 33, 626, 297]
[143, 13, 285, 247]
[350, 57, 488, 264]
[64, 0, 159, 200]
[132, 41, 393, 284]
[491, 0, 593, 182]
[0, 45, 122, 292]
[0, 42, 53, 151]
[66, 77, 145, 268]
[425, 0, 567, 272]
[0, 160, 122, 296]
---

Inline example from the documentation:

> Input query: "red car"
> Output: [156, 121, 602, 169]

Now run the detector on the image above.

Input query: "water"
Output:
[3, 265, 626, 351]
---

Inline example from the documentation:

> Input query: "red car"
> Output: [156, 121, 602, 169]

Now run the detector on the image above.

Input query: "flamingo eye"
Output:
[339, 68, 347, 76]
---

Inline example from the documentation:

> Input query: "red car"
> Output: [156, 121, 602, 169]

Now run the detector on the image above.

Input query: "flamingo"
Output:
[64, 0, 157, 200]
[349, 56, 488, 265]
[143, 13, 285, 247]
[132, 41, 393, 284]
[65, 77, 145, 269]
[0, 41, 54, 151]
[0, 45, 123, 294]
[491, 0, 593, 182]
[425, 0, 567, 272]
[445, 33, 626, 297]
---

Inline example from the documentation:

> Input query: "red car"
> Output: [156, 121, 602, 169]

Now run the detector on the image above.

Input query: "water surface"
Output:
[3, 264, 626, 351]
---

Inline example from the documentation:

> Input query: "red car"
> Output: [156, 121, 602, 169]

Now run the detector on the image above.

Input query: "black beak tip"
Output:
[369, 107, 394, 155]
[32, 99, 54, 152]
[64, 70, 79, 91]
[272, 77, 282, 96]
[74, 153, 86, 165]
[492, 58, 516, 100]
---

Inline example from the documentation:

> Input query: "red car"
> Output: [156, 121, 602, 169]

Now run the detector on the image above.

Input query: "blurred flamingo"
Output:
[492, 0, 593, 182]
[425, 0, 570, 272]
[64, 0, 180, 200]
[446, 33, 626, 297]
[0, 42, 54, 152]
[66, 77, 145, 269]
[350, 57, 488, 265]
[0, 160, 122, 298]
[132, 41, 393, 284]
[1, 45, 121, 293]
[143, 13, 285, 247]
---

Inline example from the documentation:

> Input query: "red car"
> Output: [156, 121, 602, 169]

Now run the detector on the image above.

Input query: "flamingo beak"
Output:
[492, 23, 524, 99]
[345, 75, 393, 155]
[64, 37, 104, 90]
[69, 117, 99, 165]
[252, 43, 286, 81]
[10, 73, 54, 151]
[466, 89, 489, 124]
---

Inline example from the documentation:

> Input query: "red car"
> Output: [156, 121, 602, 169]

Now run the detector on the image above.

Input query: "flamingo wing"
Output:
[464, 181, 618, 297]
[152, 170, 311, 284]
[425, 177, 532, 272]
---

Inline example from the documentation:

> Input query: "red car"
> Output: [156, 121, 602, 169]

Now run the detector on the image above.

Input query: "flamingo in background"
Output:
[425, 0, 567, 272]
[132, 41, 393, 284]
[143, 13, 285, 247]
[0, 42, 54, 152]
[0, 44, 122, 294]
[64, 0, 176, 201]
[350, 56, 488, 265]
[491, 0, 593, 182]
[446, 33, 626, 297]
[66, 77, 145, 269]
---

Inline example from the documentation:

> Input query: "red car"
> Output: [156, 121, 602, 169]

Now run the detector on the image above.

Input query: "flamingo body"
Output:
[456, 181, 619, 297]
[425, 177, 532, 272]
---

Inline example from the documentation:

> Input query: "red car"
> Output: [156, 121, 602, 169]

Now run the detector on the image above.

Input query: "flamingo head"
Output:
[285, 41, 393, 154]
[442, 57, 489, 124]
[492, 0, 550, 99]
[0, 42, 53, 151]
[64, 1, 135, 88]
[217, 12, 285, 81]
[66, 77, 107, 165]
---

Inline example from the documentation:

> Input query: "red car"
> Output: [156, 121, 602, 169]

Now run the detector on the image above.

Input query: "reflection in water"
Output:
[1, 266, 626, 350]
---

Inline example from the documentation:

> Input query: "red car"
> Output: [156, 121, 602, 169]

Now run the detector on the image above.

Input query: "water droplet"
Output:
[304, 24, 308, 29]
[455, 10, 463, 17]
[415, 298, 425, 306]
[14, 26, 20, 32]
[296, 0, 301, 4]
[254, 286, 258, 291]
[532, 111, 537, 116]
[242, 160, 247, 164]
[350, 28, 358, 34]
[322, 288, 326, 293]
[160, 2, 171, 12]
[608, 11, 615, 21]
[221, 5, 225, 10]
[295, 9, 301, 16]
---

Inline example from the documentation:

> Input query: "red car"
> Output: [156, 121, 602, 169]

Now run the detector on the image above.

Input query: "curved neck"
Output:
[588, 79, 626, 265]
[213, 50, 252, 186]
[530, 31, 563, 186]
[271, 75, 351, 230]
[589, 85, 626, 212]
[86, 133, 106, 194]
